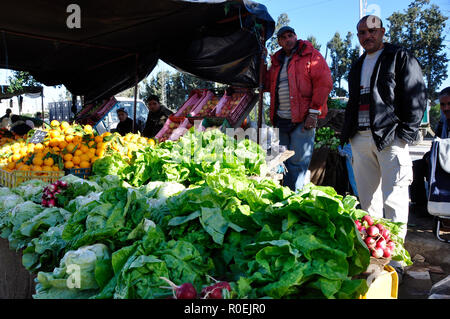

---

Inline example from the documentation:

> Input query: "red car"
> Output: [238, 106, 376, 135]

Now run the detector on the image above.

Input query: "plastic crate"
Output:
[174, 89, 208, 117]
[155, 118, 183, 142]
[190, 91, 219, 117]
[0, 169, 65, 188]
[214, 88, 255, 126]
[65, 168, 91, 179]
[168, 118, 193, 141]
[359, 265, 398, 299]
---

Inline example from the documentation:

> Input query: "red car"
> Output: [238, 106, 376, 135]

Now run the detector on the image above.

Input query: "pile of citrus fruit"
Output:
[0, 120, 155, 174]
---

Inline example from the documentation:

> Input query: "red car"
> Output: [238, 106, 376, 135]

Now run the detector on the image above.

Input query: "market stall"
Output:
[0, 1, 414, 300]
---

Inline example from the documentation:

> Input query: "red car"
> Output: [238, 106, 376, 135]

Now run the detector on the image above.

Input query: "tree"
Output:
[326, 32, 354, 97]
[140, 70, 226, 111]
[386, 0, 449, 100]
[266, 13, 290, 59]
[7, 71, 40, 94]
[306, 35, 322, 52]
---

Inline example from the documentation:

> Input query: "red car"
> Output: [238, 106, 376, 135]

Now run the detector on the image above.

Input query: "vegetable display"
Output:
[314, 127, 340, 150]
[0, 128, 412, 299]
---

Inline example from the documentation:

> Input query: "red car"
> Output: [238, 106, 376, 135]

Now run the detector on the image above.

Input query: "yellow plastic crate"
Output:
[359, 265, 398, 299]
[0, 169, 65, 188]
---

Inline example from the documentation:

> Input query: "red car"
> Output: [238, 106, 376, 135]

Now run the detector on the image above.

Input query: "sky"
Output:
[257, 0, 450, 92]
[1, 0, 449, 110]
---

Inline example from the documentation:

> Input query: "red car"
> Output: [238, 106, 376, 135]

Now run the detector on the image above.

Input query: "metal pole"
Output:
[257, 30, 266, 145]
[41, 90, 44, 122]
[359, 0, 363, 56]
[133, 54, 138, 133]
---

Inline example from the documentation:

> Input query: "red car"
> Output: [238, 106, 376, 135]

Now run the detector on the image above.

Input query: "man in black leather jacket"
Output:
[340, 15, 427, 242]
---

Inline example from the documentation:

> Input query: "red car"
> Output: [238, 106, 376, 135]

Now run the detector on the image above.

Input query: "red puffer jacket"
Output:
[264, 40, 332, 124]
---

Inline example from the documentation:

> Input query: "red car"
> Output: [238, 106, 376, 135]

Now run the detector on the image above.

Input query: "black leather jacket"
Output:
[341, 43, 427, 151]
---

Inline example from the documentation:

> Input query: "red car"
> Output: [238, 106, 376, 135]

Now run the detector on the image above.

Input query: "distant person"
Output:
[142, 94, 173, 138]
[263, 26, 332, 192]
[35, 112, 43, 119]
[10, 115, 33, 136]
[0, 108, 12, 129]
[410, 86, 450, 213]
[115, 108, 134, 136]
[340, 15, 427, 242]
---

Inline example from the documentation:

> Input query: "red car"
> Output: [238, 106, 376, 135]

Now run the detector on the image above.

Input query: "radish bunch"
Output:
[41, 180, 68, 207]
[160, 276, 231, 299]
[355, 215, 395, 259]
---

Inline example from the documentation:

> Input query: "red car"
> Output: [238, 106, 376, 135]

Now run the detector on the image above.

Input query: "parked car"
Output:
[94, 97, 148, 135]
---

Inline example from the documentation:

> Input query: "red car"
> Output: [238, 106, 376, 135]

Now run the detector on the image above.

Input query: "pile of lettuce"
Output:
[0, 129, 413, 299]
[93, 128, 267, 187]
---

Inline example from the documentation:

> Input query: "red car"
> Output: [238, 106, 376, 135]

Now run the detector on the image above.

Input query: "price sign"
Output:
[28, 129, 48, 144]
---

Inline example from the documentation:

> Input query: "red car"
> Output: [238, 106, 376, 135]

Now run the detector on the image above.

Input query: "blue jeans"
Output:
[278, 122, 315, 192]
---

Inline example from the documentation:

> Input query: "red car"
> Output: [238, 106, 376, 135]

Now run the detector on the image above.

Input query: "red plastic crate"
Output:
[174, 89, 208, 117]
[154, 118, 183, 142]
[190, 91, 219, 117]
[168, 118, 193, 141]
[214, 88, 254, 126]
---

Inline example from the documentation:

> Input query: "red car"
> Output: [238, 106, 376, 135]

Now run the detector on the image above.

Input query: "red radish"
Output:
[47, 199, 56, 207]
[160, 277, 197, 299]
[42, 199, 48, 206]
[372, 248, 384, 258]
[386, 241, 395, 251]
[201, 285, 223, 299]
[367, 226, 380, 237]
[376, 238, 386, 250]
[201, 282, 231, 299]
[383, 248, 392, 258]
[354, 220, 362, 230]
[381, 228, 390, 240]
[362, 215, 374, 226]
[364, 237, 376, 249]
[375, 223, 385, 231]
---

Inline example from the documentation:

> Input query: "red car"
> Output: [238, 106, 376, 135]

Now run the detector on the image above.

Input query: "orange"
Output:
[84, 125, 93, 134]
[65, 134, 74, 143]
[43, 157, 54, 167]
[52, 165, 60, 171]
[64, 161, 74, 169]
[88, 148, 96, 156]
[90, 156, 99, 163]
[50, 120, 60, 128]
[12, 153, 22, 162]
[58, 140, 68, 150]
[80, 145, 89, 153]
[42, 165, 53, 171]
[66, 143, 76, 153]
[96, 142, 105, 150]
[60, 121, 70, 131]
[64, 153, 73, 161]
[49, 130, 60, 139]
[74, 149, 83, 157]
[72, 156, 81, 165]
[95, 149, 105, 157]
[79, 160, 90, 169]
[32, 157, 44, 166]
[7, 161, 15, 170]
[94, 135, 103, 143]
[52, 146, 60, 153]
[88, 141, 95, 148]
[32, 165, 43, 172]
[72, 135, 82, 145]
[79, 154, 90, 162]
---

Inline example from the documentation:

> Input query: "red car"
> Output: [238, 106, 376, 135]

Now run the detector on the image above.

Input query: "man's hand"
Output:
[303, 113, 318, 131]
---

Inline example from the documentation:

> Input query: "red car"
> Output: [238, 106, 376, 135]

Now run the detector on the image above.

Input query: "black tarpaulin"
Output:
[0, 0, 274, 104]
[0, 85, 43, 100]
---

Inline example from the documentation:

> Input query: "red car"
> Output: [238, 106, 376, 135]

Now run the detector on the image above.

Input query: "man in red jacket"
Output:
[265, 26, 332, 191]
